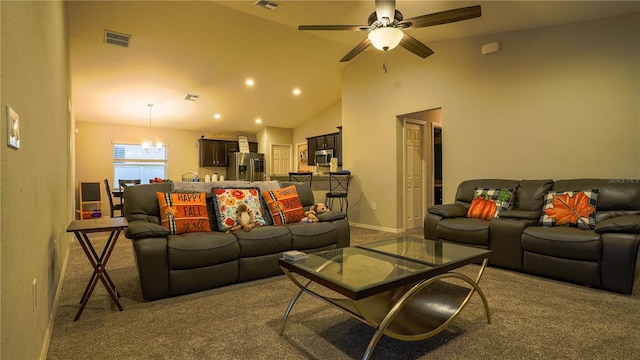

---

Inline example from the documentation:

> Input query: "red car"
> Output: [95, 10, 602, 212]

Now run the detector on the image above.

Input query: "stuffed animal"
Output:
[226, 203, 255, 232]
[301, 203, 329, 223]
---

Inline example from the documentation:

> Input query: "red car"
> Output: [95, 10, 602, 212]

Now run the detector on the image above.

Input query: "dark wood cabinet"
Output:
[200, 139, 260, 167]
[307, 128, 342, 166]
[199, 139, 228, 167]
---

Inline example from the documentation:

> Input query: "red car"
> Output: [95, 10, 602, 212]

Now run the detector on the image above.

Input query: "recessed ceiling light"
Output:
[245, 78, 255, 87]
[292, 88, 301, 96]
[255, 118, 262, 124]
[213, 113, 221, 119]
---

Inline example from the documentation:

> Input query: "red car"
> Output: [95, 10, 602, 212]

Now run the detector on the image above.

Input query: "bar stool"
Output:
[325, 171, 351, 215]
[288, 172, 313, 188]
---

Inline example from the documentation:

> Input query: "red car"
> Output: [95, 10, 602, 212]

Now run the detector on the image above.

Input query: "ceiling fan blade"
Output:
[298, 24, 370, 31]
[375, 0, 396, 24]
[400, 5, 481, 29]
[340, 38, 372, 62]
[399, 33, 434, 58]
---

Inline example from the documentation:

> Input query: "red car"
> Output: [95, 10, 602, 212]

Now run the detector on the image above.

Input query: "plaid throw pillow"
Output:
[539, 189, 599, 230]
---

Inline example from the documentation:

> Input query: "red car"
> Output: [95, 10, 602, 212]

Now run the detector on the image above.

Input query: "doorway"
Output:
[401, 108, 442, 230]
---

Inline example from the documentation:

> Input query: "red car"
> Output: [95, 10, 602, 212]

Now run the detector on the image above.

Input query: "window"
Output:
[113, 143, 167, 185]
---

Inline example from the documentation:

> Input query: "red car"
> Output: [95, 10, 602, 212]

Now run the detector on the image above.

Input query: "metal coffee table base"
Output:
[280, 259, 491, 360]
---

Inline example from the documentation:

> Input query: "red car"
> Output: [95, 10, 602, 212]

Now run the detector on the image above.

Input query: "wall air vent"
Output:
[254, 0, 279, 10]
[104, 30, 131, 47]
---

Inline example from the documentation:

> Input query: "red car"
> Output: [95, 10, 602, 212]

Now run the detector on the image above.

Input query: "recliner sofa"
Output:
[123, 181, 350, 300]
[425, 178, 640, 294]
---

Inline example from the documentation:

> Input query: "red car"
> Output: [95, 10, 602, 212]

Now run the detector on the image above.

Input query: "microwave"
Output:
[315, 149, 333, 166]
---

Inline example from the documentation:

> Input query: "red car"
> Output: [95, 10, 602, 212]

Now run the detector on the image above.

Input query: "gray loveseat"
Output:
[123, 181, 350, 300]
[425, 178, 640, 294]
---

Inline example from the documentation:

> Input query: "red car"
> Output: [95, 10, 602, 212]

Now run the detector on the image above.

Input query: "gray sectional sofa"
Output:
[123, 180, 350, 300]
[425, 178, 640, 294]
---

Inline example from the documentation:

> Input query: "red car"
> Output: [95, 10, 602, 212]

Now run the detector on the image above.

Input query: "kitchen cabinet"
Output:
[307, 137, 317, 165]
[307, 129, 342, 166]
[316, 135, 335, 150]
[334, 131, 342, 166]
[199, 139, 228, 167]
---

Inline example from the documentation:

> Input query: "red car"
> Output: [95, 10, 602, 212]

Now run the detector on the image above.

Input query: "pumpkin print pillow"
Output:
[467, 188, 513, 220]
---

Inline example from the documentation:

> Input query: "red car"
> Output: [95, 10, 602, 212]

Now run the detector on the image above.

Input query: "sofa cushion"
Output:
[428, 203, 468, 218]
[437, 218, 490, 246]
[167, 232, 239, 270]
[286, 222, 339, 250]
[522, 226, 601, 261]
[233, 225, 292, 257]
[514, 179, 554, 211]
[157, 192, 212, 234]
[539, 190, 598, 230]
[211, 187, 269, 232]
[262, 185, 305, 225]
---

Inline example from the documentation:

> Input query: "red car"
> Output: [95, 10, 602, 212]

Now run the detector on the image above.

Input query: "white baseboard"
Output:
[349, 222, 405, 234]
[39, 243, 71, 360]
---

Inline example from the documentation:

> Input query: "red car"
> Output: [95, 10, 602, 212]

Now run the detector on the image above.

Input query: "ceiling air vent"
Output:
[104, 30, 131, 48]
[254, 0, 279, 10]
[184, 94, 200, 101]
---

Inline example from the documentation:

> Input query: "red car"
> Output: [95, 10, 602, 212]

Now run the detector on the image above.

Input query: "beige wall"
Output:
[342, 13, 640, 231]
[1, 1, 71, 358]
[293, 100, 342, 146]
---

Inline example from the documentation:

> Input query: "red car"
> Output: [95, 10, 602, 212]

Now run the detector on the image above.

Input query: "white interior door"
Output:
[271, 144, 291, 175]
[404, 122, 424, 230]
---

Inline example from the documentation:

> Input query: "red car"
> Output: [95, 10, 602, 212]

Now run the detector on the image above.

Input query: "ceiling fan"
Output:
[298, 1, 481, 62]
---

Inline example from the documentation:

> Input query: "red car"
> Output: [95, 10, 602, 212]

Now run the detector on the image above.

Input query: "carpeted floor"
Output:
[46, 227, 640, 359]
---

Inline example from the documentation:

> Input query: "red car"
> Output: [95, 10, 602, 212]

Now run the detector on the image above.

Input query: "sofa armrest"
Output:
[595, 215, 640, 234]
[125, 220, 170, 240]
[318, 210, 346, 222]
[428, 204, 468, 218]
[499, 210, 541, 220]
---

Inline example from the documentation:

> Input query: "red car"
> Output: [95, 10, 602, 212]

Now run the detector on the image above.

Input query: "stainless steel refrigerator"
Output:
[227, 152, 265, 181]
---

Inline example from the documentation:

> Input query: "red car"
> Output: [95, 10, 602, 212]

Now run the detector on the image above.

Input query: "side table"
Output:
[66, 217, 128, 320]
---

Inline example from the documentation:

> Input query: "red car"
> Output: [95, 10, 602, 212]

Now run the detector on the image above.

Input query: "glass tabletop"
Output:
[358, 236, 491, 266]
[279, 237, 491, 299]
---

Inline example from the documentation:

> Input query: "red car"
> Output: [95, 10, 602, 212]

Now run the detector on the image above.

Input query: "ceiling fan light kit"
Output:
[368, 27, 403, 51]
[298, 1, 481, 62]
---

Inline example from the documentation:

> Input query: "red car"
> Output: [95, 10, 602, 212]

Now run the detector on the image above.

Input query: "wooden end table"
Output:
[66, 217, 128, 320]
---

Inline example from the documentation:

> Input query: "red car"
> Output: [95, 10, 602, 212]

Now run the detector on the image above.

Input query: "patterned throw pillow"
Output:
[262, 185, 305, 225]
[156, 192, 212, 234]
[467, 188, 514, 220]
[539, 190, 599, 230]
[211, 187, 268, 232]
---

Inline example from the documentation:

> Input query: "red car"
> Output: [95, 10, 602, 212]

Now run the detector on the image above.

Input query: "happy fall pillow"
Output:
[156, 192, 212, 234]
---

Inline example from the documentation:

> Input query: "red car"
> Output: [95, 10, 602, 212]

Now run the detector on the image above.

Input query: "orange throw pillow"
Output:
[263, 185, 305, 225]
[156, 192, 212, 234]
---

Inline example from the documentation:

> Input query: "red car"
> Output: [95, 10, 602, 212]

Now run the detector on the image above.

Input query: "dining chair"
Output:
[104, 179, 124, 218]
[324, 171, 351, 215]
[288, 172, 313, 188]
[118, 179, 141, 189]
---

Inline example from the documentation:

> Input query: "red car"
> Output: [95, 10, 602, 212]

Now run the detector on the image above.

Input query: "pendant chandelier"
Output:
[142, 103, 162, 152]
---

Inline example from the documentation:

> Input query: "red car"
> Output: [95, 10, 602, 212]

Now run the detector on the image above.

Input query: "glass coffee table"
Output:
[278, 237, 492, 360]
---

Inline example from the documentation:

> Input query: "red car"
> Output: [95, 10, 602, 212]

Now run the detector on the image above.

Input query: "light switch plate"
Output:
[6, 105, 20, 149]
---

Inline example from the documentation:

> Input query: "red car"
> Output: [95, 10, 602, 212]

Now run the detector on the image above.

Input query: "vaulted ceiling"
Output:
[67, 1, 639, 134]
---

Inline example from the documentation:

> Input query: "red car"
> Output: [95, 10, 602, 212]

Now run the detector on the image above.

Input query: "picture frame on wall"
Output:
[6, 105, 20, 149]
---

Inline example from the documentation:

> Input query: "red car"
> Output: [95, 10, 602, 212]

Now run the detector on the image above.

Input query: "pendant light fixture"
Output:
[142, 103, 162, 152]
